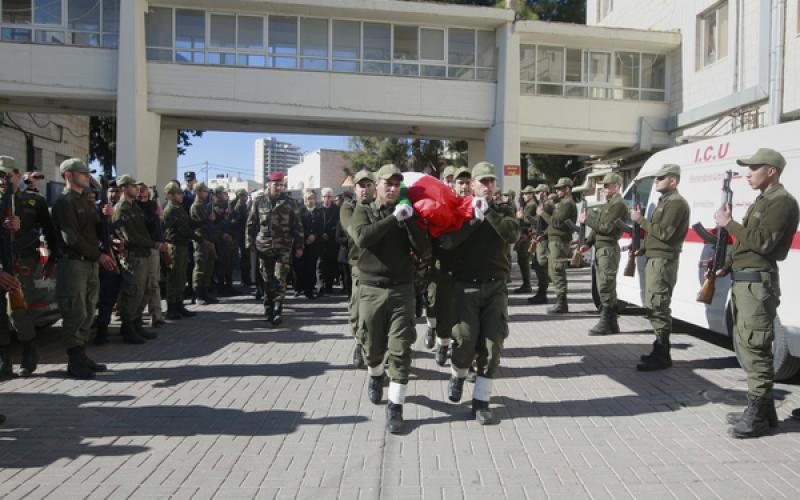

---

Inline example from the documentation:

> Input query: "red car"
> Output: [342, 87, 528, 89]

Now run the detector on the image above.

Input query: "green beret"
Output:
[554, 177, 574, 188]
[376, 164, 403, 180]
[0, 155, 16, 175]
[353, 169, 375, 184]
[454, 167, 471, 179]
[59, 158, 91, 175]
[534, 184, 550, 193]
[116, 174, 137, 187]
[521, 185, 536, 194]
[601, 173, 624, 185]
[653, 164, 681, 178]
[194, 182, 208, 192]
[442, 166, 457, 179]
[165, 181, 182, 195]
[472, 161, 497, 181]
[736, 148, 786, 171]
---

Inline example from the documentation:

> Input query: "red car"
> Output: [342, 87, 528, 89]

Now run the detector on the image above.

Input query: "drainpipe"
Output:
[767, 0, 786, 126]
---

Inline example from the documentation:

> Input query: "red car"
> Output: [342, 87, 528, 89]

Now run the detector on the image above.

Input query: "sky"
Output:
[177, 132, 350, 182]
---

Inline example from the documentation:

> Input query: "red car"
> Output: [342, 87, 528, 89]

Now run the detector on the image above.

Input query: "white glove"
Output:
[472, 197, 488, 221]
[393, 204, 414, 221]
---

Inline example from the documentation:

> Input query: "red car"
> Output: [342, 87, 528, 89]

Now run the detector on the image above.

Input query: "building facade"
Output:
[287, 149, 347, 191]
[208, 175, 262, 195]
[254, 137, 303, 185]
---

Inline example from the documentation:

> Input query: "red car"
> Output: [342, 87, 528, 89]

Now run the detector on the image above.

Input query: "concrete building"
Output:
[254, 137, 303, 185]
[287, 149, 347, 190]
[1, 0, 797, 191]
[208, 175, 262, 195]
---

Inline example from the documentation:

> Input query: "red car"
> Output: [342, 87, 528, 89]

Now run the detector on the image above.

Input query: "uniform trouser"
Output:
[119, 255, 151, 324]
[6, 255, 41, 343]
[534, 239, 549, 288]
[547, 239, 569, 296]
[0, 305, 10, 346]
[238, 237, 250, 283]
[644, 257, 678, 342]
[451, 280, 509, 379]
[97, 266, 122, 327]
[186, 241, 195, 290]
[594, 245, 620, 308]
[516, 244, 531, 286]
[340, 262, 352, 294]
[731, 272, 780, 399]
[357, 282, 415, 384]
[258, 249, 291, 302]
[348, 268, 360, 338]
[425, 267, 455, 340]
[215, 239, 234, 288]
[192, 241, 215, 291]
[166, 244, 189, 304]
[57, 260, 99, 349]
[146, 249, 162, 319]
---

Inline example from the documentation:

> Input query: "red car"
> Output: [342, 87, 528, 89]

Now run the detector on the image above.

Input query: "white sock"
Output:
[436, 337, 451, 347]
[473, 376, 493, 402]
[451, 365, 468, 378]
[388, 382, 407, 405]
[367, 364, 385, 377]
[427, 317, 437, 328]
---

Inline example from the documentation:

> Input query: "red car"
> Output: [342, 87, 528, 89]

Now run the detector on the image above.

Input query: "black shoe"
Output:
[729, 396, 773, 438]
[179, 303, 196, 317]
[66, 346, 95, 380]
[423, 327, 436, 349]
[265, 299, 274, 322]
[435, 344, 449, 367]
[135, 323, 158, 340]
[18, 342, 39, 377]
[472, 399, 498, 425]
[636, 341, 672, 371]
[352, 344, 365, 369]
[527, 288, 548, 305]
[94, 324, 109, 346]
[448, 376, 465, 402]
[589, 306, 612, 336]
[639, 340, 659, 362]
[80, 347, 107, 372]
[0, 346, 14, 380]
[415, 297, 424, 318]
[166, 302, 182, 320]
[609, 308, 621, 334]
[368, 375, 383, 404]
[271, 301, 283, 326]
[386, 402, 404, 434]
[121, 322, 145, 345]
[466, 366, 477, 383]
[547, 295, 568, 314]
[727, 395, 778, 428]
[514, 284, 532, 294]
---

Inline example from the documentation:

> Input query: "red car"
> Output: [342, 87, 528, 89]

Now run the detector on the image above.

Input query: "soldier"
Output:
[0, 157, 23, 379]
[94, 182, 123, 345]
[513, 185, 537, 294]
[162, 181, 199, 320]
[632, 164, 690, 372]
[231, 189, 252, 286]
[442, 161, 519, 425]
[577, 172, 627, 335]
[247, 171, 304, 325]
[136, 183, 165, 327]
[212, 187, 236, 296]
[22, 170, 45, 194]
[0, 159, 58, 377]
[527, 184, 551, 305]
[318, 187, 340, 295]
[442, 165, 457, 192]
[714, 149, 799, 438]
[538, 178, 577, 313]
[183, 172, 197, 301]
[191, 182, 218, 305]
[350, 164, 430, 433]
[52, 158, 115, 379]
[297, 191, 324, 298]
[113, 175, 165, 344]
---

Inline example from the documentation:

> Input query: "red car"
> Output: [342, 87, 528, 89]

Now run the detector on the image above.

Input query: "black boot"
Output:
[265, 299, 274, 322]
[19, 342, 39, 377]
[727, 395, 778, 429]
[423, 327, 436, 349]
[609, 307, 621, 334]
[472, 399, 498, 425]
[352, 343, 365, 369]
[0, 413, 5, 425]
[0, 346, 13, 380]
[135, 321, 158, 340]
[179, 302, 196, 317]
[94, 324, 109, 346]
[271, 301, 283, 326]
[120, 322, 145, 344]
[166, 302, 182, 320]
[640, 340, 659, 361]
[367, 375, 383, 404]
[195, 288, 210, 305]
[448, 376, 465, 402]
[386, 402, 404, 434]
[66, 346, 94, 379]
[729, 395, 774, 438]
[636, 339, 672, 371]
[513, 283, 532, 294]
[435, 343, 449, 367]
[527, 287, 548, 305]
[589, 307, 612, 336]
[547, 295, 568, 314]
[80, 346, 107, 372]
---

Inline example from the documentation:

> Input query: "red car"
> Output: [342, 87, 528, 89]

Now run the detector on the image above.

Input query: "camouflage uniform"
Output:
[191, 187, 216, 301]
[163, 182, 201, 315]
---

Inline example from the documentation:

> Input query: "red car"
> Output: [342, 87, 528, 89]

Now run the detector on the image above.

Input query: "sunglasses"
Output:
[655, 176, 667, 181]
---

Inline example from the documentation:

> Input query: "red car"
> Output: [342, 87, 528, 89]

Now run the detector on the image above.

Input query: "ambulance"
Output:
[612, 120, 800, 380]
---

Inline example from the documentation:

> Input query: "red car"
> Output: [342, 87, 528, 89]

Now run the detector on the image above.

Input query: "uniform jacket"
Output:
[585, 193, 627, 248]
[640, 189, 690, 259]
[246, 192, 304, 253]
[52, 189, 101, 260]
[542, 195, 577, 241]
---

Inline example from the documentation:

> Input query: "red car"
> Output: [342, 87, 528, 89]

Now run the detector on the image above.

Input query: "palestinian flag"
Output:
[400, 172, 477, 237]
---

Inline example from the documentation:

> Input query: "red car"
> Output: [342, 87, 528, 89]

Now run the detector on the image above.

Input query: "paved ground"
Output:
[2, 268, 800, 499]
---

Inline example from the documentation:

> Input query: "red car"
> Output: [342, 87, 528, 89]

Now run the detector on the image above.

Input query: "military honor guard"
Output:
[514, 185, 537, 294]
[191, 182, 219, 305]
[162, 181, 199, 320]
[527, 184, 551, 305]
[538, 178, 577, 313]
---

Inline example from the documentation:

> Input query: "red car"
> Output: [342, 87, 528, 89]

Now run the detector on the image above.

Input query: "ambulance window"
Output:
[622, 177, 654, 212]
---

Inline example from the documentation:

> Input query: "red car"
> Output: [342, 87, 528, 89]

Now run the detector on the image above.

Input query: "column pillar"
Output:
[156, 129, 178, 191]
[467, 140, 486, 167]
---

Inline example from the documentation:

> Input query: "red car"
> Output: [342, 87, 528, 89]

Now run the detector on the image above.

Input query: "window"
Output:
[237, 16, 263, 49]
[299, 18, 328, 71]
[586, 50, 611, 98]
[476, 30, 496, 80]
[536, 45, 563, 95]
[35, 0, 62, 25]
[420, 28, 444, 77]
[269, 16, 297, 68]
[332, 20, 359, 73]
[597, 0, 613, 21]
[614, 52, 640, 99]
[209, 14, 235, 65]
[363, 22, 390, 74]
[448, 28, 474, 79]
[175, 9, 204, 63]
[520, 44, 536, 94]
[393, 25, 418, 76]
[2, 0, 31, 24]
[641, 53, 666, 101]
[697, 1, 728, 69]
[102, 0, 120, 47]
[565, 48, 585, 96]
[145, 6, 173, 61]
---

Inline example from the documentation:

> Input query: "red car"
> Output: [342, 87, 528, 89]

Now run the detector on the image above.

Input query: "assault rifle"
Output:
[1, 176, 26, 309]
[98, 175, 119, 273]
[528, 192, 547, 253]
[570, 197, 587, 267]
[150, 186, 173, 269]
[615, 179, 641, 277]
[693, 170, 734, 304]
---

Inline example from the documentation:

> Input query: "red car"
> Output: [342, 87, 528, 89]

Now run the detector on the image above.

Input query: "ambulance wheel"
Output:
[729, 305, 800, 381]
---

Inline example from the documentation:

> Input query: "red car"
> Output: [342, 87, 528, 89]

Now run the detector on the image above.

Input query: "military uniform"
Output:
[514, 185, 537, 294]
[136, 187, 164, 326]
[527, 184, 551, 304]
[190, 183, 217, 304]
[584, 173, 627, 335]
[0, 157, 21, 379]
[163, 181, 200, 319]
[212, 189, 236, 294]
[231, 190, 251, 286]
[636, 164, 690, 371]
[723, 149, 799, 438]
[442, 162, 519, 425]
[541, 178, 577, 312]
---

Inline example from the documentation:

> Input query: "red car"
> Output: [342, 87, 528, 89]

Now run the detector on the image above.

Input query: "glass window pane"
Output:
[147, 48, 172, 61]
[68, 0, 99, 31]
[477, 68, 496, 81]
[239, 54, 265, 67]
[333, 60, 359, 72]
[300, 18, 327, 58]
[420, 29, 444, 61]
[35, 0, 62, 25]
[613, 88, 640, 100]
[520, 44, 535, 81]
[238, 16, 263, 49]
[272, 56, 297, 69]
[71, 31, 99, 46]
[393, 63, 418, 76]
[718, 2, 728, 59]
[269, 16, 297, 56]
[208, 52, 235, 65]
[301, 58, 327, 71]
[476, 30, 495, 67]
[210, 14, 235, 49]
[333, 20, 359, 59]
[521, 83, 535, 95]
[704, 10, 717, 64]
[175, 9, 204, 49]
[2, 27, 32, 40]
[146, 7, 172, 48]
[103, 0, 120, 33]
[537, 84, 563, 96]
[421, 65, 445, 78]
[176, 51, 204, 64]
[537, 46, 563, 83]
[363, 22, 390, 61]
[641, 53, 665, 89]
[447, 66, 474, 80]
[588, 52, 610, 83]
[590, 87, 609, 99]
[363, 61, 390, 74]
[35, 29, 65, 44]
[448, 29, 475, 66]
[566, 85, 587, 97]
[393, 25, 417, 61]
[615, 52, 640, 88]
[102, 34, 118, 48]
[3, 0, 32, 24]
[642, 90, 665, 101]
[566, 48, 582, 82]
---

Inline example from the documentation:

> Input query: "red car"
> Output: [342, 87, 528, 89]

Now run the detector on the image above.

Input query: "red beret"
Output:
[268, 171, 285, 182]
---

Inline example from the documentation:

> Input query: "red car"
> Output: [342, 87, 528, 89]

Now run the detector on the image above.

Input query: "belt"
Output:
[731, 270, 774, 283]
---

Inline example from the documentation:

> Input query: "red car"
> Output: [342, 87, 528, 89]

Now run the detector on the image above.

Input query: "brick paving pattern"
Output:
[1, 268, 800, 499]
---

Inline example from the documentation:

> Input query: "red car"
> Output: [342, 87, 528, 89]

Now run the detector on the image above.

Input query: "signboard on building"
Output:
[504, 164, 520, 176]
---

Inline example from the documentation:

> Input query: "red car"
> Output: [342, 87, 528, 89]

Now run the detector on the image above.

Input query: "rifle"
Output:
[528, 192, 546, 253]
[150, 186, 173, 269]
[693, 170, 734, 304]
[1, 178, 26, 310]
[570, 197, 587, 267]
[615, 179, 641, 277]
[98, 176, 120, 273]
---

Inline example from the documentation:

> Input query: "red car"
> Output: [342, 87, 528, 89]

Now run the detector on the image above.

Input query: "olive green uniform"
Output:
[585, 193, 627, 308]
[52, 189, 102, 349]
[525, 200, 549, 290]
[350, 201, 431, 384]
[425, 242, 456, 340]
[339, 199, 365, 338]
[639, 189, 690, 342]
[515, 200, 535, 289]
[113, 198, 155, 325]
[213, 199, 236, 290]
[191, 198, 215, 292]
[163, 200, 200, 304]
[726, 184, 799, 399]
[541, 196, 577, 297]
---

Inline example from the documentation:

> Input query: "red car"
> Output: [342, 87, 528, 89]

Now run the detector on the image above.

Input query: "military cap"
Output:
[521, 185, 537, 194]
[472, 161, 497, 181]
[116, 174, 137, 187]
[554, 177, 574, 188]
[353, 169, 375, 184]
[653, 163, 681, 178]
[377, 164, 403, 180]
[534, 184, 550, 193]
[59, 158, 91, 175]
[267, 171, 285, 182]
[0, 155, 16, 175]
[213, 186, 226, 195]
[736, 148, 786, 171]
[442, 166, 457, 179]
[454, 166, 472, 179]
[184, 171, 196, 181]
[165, 181, 182, 195]
[236, 188, 248, 197]
[601, 172, 624, 185]
[194, 182, 209, 192]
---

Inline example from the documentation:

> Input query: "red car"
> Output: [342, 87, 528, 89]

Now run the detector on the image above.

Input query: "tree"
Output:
[178, 129, 204, 156]
[525, 153, 582, 184]
[345, 137, 471, 177]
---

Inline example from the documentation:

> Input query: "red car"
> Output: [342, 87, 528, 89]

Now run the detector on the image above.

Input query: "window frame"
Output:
[697, 1, 729, 69]
[0, 0, 120, 46]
